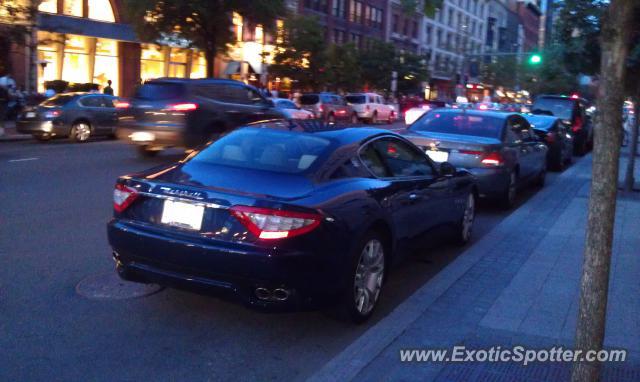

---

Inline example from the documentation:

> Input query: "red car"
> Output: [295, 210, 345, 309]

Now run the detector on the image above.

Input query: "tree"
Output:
[325, 43, 361, 92]
[0, 0, 41, 91]
[395, 52, 429, 95]
[269, 15, 327, 91]
[571, 1, 637, 381]
[622, 7, 640, 191]
[359, 40, 396, 92]
[123, 0, 285, 77]
[519, 46, 579, 95]
[480, 56, 519, 90]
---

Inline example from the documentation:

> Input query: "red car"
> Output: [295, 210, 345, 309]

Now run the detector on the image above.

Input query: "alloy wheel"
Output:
[353, 239, 385, 315]
[73, 123, 91, 142]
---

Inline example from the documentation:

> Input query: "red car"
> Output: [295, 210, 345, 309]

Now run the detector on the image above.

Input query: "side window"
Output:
[329, 157, 368, 179]
[360, 144, 391, 177]
[194, 84, 227, 101]
[102, 96, 116, 108]
[508, 117, 527, 141]
[222, 85, 264, 105]
[80, 96, 102, 107]
[372, 138, 434, 177]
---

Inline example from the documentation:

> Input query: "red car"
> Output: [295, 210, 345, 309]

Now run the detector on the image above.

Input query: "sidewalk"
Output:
[0, 121, 31, 142]
[309, 152, 640, 382]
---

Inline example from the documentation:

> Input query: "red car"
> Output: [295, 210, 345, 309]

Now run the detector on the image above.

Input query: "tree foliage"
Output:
[123, 0, 285, 77]
[325, 43, 361, 92]
[359, 40, 396, 92]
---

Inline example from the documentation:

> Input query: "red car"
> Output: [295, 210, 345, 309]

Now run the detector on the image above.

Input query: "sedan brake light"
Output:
[481, 152, 504, 166]
[115, 101, 130, 109]
[44, 110, 61, 119]
[230, 206, 322, 240]
[113, 183, 139, 213]
[572, 116, 583, 132]
[167, 103, 198, 112]
[459, 150, 484, 155]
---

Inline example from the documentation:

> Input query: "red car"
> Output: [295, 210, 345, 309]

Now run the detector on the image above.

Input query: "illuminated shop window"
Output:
[169, 48, 188, 78]
[94, 38, 118, 94]
[63, 0, 83, 17]
[62, 35, 90, 84]
[37, 32, 61, 92]
[141, 44, 166, 82]
[233, 12, 243, 42]
[38, 0, 57, 13]
[190, 51, 207, 79]
[88, 0, 116, 22]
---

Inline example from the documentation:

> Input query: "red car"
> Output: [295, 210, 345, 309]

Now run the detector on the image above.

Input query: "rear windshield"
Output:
[345, 95, 366, 104]
[42, 95, 76, 107]
[410, 112, 504, 139]
[192, 128, 331, 174]
[531, 98, 575, 120]
[524, 116, 556, 131]
[135, 83, 185, 101]
[299, 95, 320, 105]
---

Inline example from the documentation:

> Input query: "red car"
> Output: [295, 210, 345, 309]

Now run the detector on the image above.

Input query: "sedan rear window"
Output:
[192, 128, 331, 174]
[410, 112, 504, 139]
[42, 95, 76, 107]
[345, 95, 366, 104]
[531, 98, 575, 120]
[299, 95, 320, 105]
[135, 83, 185, 100]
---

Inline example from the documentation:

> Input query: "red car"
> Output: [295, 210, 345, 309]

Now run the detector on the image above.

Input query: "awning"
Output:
[38, 13, 138, 42]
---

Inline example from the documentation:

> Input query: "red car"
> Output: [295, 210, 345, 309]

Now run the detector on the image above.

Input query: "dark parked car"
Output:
[297, 93, 358, 124]
[17, 93, 121, 142]
[108, 121, 476, 323]
[116, 78, 285, 157]
[531, 95, 592, 155]
[524, 114, 574, 171]
[400, 109, 548, 208]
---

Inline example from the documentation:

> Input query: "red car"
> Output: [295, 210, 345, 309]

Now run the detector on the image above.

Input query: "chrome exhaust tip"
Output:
[255, 287, 272, 300]
[272, 288, 290, 301]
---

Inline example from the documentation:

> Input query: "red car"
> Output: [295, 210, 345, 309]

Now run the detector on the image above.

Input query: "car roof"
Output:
[145, 77, 250, 87]
[431, 108, 516, 119]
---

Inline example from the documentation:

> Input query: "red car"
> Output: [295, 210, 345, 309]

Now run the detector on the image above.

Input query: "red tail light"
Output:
[230, 206, 322, 240]
[459, 150, 484, 155]
[167, 103, 198, 112]
[44, 110, 61, 118]
[115, 101, 130, 109]
[113, 183, 139, 213]
[572, 116, 583, 132]
[318, 104, 324, 112]
[481, 152, 504, 166]
[546, 132, 556, 144]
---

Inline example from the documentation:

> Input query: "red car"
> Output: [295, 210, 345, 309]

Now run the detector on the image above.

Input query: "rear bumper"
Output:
[465, 167, 510, 198]
[16, 120, 68, 136]
[107, 220, 347, 311]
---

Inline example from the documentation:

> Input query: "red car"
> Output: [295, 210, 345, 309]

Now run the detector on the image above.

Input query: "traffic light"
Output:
[529, 54, 542, 65]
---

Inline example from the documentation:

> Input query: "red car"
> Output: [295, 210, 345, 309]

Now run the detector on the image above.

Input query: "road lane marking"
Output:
[8, 157, 39, 162]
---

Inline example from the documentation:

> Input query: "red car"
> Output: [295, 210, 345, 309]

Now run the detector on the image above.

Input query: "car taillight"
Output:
[230, 206, 322, 240]
[481, 152, 504, 166]
[479, 104, 488, 110]
[572, 116, 583, 132]
[44, 110, 61, 118]
[459, 150, 484, 155]
[546, 132, 556, 144]
[113, 183, 139, 213]
[318, 104, 324, 112]
[167, 103, 198, 112]
[115, 101, 130, 109]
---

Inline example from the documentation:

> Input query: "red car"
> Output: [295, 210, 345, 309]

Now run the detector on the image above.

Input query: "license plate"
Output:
[426, 150, 449, 162]
[26, 112, 36, 118]
[161, 200, 204, 230]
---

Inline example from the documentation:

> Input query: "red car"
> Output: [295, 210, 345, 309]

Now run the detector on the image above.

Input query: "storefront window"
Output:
[141, 44, 166, 82]
[88, 0, 116, 22]
[62, 35, 90, 84]
[168, 48, 188, 78]
[38, 0, 57, 13]
[94, 39, 118, 94]
[63, 0, 83, 17]
[190, 51, 207, 79]
[37, 32, 61, 92]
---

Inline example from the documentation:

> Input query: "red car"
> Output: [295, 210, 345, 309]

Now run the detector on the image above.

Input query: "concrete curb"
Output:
[307, 155, 591, 382]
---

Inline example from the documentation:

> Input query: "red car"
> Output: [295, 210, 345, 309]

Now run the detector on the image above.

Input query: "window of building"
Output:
[88, 0, 115, 22]
[37, 32, 60, 92]
[448, 8, 453, 26]
[332, 0, 346, 18]
[141, 44, 166, 82]
[62, 35, 90, 84]
[412, 21, 418, 38]
[63, 0, 83, 17]
[304, 0, 328, 13]
[93, 38, 118, 95]
[255, 24, 264, 43]
[190, 51, 207, 79]
[233, 12, 243, 42]
[392, 14, 399, 33]
[169, 48, 188, 78]
[38, 0, 57, 13]
[355, 1, 362, 23]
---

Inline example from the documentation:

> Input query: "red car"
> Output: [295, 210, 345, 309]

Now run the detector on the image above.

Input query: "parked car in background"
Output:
[403, 101, 451, 125]
[116, 78, 285, 157]
[272, 98, 314, 120]
[108, 120, 477, 323]
[345, 93, 396, 124]
[531, 95, 592, 156]
[297, 92, 358, 124]
[523, 114, 574, 171]
[400, 109, 548, 208]
[17, 93, 121, 142]
[474, 102, 502, 111]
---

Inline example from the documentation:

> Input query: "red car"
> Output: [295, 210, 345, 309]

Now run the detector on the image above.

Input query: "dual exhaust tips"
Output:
[255, 287, 291, 302]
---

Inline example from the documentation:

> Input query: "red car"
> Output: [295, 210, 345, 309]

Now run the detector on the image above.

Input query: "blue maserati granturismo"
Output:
[107, 120, 477, 323]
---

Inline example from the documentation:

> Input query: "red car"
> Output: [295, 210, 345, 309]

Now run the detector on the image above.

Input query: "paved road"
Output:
[0, 132, 557, 381]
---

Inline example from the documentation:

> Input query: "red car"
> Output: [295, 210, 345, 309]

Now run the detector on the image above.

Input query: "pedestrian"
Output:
[103, 79, 114, 96]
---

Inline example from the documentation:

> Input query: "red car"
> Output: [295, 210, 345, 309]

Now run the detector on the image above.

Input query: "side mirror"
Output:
[440, 162, 456, 177]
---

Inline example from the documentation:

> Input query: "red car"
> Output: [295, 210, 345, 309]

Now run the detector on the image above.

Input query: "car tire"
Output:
[350, 113, 359, 124]
[500, 171, 518, 209]
[327, 113, 336, 124]
[387, 111, 396, 124]
[70, 122, 91, 143]
[339, 230, 386, 324]
[370, 112, 378, 124]
[137, 145, 159, 158]
[454, 192, 475, 246]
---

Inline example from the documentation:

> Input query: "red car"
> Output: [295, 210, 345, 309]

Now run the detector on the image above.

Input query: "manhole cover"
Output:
[76, 272, 164, 300]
